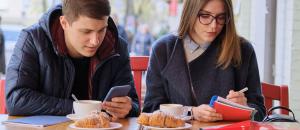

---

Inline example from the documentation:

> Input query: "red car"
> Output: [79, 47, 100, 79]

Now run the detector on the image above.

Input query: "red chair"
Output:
[130, 56, 149, 108]
[261, 82, 289, 115]
[0, 79, 6, 114]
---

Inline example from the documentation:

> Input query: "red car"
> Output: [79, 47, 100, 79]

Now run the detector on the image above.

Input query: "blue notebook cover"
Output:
[2, 115, 70, 127]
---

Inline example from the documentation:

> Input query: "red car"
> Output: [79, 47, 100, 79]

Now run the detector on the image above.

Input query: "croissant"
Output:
[164, 114, 185, 128]
[98, 112, 110, 128]
[74, 112, 110, 128]
[137, 113, 150, 126]
[137, 111, 185, 128]
[149, 111, 166, 127]
[74, 116, 101, 128]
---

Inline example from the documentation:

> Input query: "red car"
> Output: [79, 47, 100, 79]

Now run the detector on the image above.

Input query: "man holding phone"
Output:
[5, 0, 139, 118]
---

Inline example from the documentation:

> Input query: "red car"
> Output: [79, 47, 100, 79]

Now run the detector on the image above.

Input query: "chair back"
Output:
[0, 79, 6, 114]
[130, 56, 149, 107]
[262, 82, 289, 115]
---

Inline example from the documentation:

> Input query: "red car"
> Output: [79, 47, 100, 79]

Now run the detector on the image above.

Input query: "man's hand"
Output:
[226, 90, 248, 106]
[192, 104, 223, 122]
[102, 96, 132, 119]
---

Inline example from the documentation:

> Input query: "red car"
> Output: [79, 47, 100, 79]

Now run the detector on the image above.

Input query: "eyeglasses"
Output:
[197, 13, 230, 25]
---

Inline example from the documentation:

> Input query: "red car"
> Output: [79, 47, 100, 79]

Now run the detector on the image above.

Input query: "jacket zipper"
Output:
[66, 57, 75, 98]
[66, 54, 120, 98]
[92, 54, 120, 79]
[90, 54, 120, 96]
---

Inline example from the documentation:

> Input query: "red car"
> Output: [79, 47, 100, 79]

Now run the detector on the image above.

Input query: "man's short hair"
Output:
[62, 0, 111, 24]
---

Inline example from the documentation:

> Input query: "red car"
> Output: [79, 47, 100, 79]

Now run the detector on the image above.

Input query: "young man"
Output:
[5, 0, 139, 118]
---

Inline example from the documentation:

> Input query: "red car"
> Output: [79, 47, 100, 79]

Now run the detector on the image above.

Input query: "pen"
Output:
[239, 87, 248, 93]
[226, 87, 248, 100]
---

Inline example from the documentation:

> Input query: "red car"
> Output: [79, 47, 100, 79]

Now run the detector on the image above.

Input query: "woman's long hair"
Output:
[177, 0, 241, 69]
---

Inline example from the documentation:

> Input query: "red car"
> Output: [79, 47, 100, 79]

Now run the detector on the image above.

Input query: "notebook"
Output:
[209, 96, 257, 121]
[2, 115, 71, 127]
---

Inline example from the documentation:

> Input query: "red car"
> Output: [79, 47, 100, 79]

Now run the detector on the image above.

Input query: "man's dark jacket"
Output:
[5, 5, 139, 116]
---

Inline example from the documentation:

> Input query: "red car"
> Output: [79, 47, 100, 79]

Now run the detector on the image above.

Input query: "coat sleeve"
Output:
[245, 47, 266, 121]
[110, 38, 140, 117]
[5, 30, 73, 116]
[142, 41, 169, 113]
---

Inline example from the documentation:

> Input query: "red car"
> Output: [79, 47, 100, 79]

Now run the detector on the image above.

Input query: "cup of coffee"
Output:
[73, 100, 102, 116]
[160, 104, 185, 117]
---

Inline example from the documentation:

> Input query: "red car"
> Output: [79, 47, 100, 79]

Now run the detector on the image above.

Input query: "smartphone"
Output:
[104, 85, 131, 101]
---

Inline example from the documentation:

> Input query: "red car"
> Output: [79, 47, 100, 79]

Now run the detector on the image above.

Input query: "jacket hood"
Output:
[38, 4, 120, 57]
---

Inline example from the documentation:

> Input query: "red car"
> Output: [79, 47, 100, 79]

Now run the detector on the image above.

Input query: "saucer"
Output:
[69, 122, 122, 130]
[66, 114, 87, 121]
[143, 123, 192, 130]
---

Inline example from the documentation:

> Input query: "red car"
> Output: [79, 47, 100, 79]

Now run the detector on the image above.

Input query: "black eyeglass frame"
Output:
[197, 13, 231, 25]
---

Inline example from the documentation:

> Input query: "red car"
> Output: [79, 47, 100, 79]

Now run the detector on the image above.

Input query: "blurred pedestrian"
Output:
[0, 16, 5, 74]
[131, 24, 154, 56]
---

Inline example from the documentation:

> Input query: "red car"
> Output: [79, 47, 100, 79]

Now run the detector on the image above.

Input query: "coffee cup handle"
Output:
[183, 106, 193, 118]
[183, 106, 189, 116]
[72, 107, 74, 114]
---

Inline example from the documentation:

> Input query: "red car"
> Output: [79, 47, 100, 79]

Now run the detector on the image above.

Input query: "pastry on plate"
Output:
[164, 114, 185, 128]
[137, 111, 185, 128]
[74, 112, 110, 128]
[149, 111, 166, 127]
[97, 112, 110, 128]
[74, 116, 101, 128]
[137, 113, 150, 126]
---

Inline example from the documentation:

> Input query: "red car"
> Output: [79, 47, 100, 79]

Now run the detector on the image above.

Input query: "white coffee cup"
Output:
[160, 104, 185, 116]
[73, 100, 102, 116]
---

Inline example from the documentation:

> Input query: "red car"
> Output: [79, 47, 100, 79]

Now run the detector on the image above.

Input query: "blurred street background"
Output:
[0, 0, 300, 120]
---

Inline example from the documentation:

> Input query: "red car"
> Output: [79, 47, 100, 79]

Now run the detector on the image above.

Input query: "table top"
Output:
[0, 114, 299, 130]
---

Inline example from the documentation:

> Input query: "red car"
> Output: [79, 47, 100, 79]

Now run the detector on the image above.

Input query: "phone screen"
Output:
[104, 85, 131, 101]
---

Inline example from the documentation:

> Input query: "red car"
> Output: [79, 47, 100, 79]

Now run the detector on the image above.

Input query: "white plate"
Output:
[69, 122, 122, 130]
[143, 123, 192, 130]
[66, 114, 87, 121]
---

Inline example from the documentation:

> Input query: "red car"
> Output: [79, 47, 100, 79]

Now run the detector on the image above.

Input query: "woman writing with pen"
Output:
[143, 0, 266, 122]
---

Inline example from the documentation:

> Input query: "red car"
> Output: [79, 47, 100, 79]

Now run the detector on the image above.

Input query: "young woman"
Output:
[143, 0, 265, 122]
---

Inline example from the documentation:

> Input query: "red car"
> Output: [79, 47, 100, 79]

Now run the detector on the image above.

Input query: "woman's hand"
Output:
[226, 90, 248, 106]
[192, 104, 223, 122]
